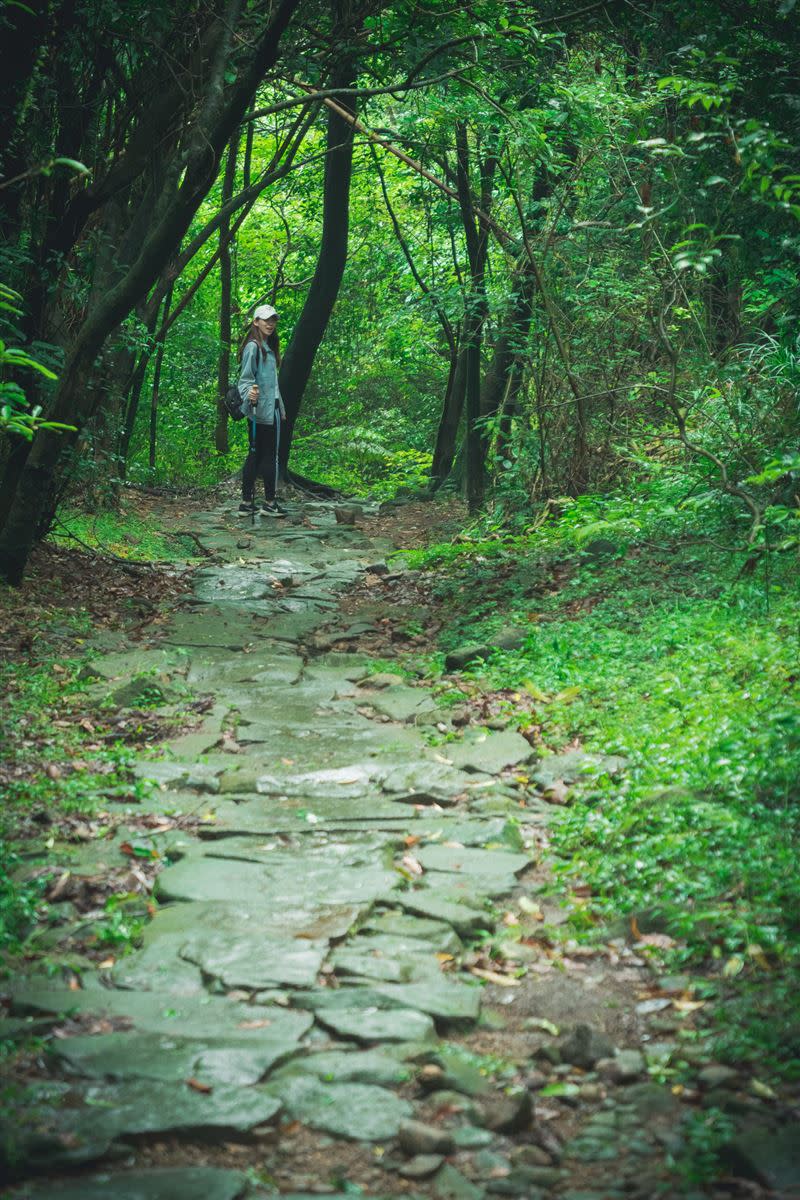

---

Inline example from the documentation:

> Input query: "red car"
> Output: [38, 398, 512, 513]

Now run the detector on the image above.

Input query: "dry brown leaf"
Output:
[470, 967, 522, 987]
[97, 957, 115, 969]
[186, 1077, 213, 1094]
[401, 854, 424, 876]
[636, 933, 675, 950]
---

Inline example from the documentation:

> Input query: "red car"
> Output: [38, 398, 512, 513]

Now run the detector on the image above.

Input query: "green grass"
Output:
[50, 508, 197, 561]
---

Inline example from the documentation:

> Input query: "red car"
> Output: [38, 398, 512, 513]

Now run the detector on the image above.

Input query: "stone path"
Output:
[1, 501, 784, 1199]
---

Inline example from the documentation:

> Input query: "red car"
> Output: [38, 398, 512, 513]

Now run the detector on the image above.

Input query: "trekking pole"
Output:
[250, 411, 257, 527]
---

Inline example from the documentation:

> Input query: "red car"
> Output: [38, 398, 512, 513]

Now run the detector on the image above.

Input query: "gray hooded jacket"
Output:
[237, 339, 284, 425]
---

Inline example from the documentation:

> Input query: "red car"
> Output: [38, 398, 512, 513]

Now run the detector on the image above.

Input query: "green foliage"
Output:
[414, 476, 800, 1076]
[51, 506, 199, 562]
[0, 283, 73, 441]
[291, 423, 432, 497]
[0, 844, 48, 955]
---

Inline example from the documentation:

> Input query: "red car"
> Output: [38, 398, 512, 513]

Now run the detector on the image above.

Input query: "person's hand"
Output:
[248, 385, 259, 404]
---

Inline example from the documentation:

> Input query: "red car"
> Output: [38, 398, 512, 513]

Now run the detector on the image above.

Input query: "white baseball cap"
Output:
[253, 304, 278, 321]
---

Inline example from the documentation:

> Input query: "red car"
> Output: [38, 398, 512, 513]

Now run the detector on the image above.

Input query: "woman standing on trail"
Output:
[236, 303, 287, 517]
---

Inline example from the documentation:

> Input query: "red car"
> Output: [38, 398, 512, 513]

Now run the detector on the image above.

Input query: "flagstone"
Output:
[140, 900, 365, 945]
[51, 1077, 282, 1142]
[267, 1075, 412, 1140]
[154, 851, 398, 908]
[394, 891, 492, 936]
[180, 930, 328, 989]
[8, 984, 313, 1044]
[445, 729, 536, 773]
[314, 1006, 436, 1044]
[53, 1030, 288, 1087]
[7, 1166, 249, 1200]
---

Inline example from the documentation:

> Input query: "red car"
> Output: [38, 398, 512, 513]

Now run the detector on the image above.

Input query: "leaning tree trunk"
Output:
[0, 0, 302, 584]
[215, 134, 240, 453]
[278, 54, 357, 472]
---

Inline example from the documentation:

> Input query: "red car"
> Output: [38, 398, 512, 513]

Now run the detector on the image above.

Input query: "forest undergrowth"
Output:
[394, 473, 800, 1087]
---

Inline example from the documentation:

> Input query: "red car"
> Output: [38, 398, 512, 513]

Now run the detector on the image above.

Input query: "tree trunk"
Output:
[453, 122, 496, 513]
[278, 53, 357, 471]
[0, 0, 303, 584]
[216, 135, 240, 454]
[429, 344, 464, 490]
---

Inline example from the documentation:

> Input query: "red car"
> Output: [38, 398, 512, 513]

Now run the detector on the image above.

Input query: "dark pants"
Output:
[242, 415, 280, 502]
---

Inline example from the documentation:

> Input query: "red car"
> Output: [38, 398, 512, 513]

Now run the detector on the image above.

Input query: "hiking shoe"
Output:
[258, 502, 287, 518]
[236, 501, 255, 516]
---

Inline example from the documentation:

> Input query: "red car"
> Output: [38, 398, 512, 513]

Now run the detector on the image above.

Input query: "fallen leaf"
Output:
[237, 1019, 272, 1029]
[636, 933, 675, 950]
[746, 943, 771, 970]
[723, 955, 744, 978]
[97, 957, 115, 969]
[186, 1077, 213, 1094]
[47, 871, 72, 901]
[119, 841, 158, 859]
[470, 967, 521, 987]
[751, 1079, 777, 1100]
[672, 998, 706, 1013]
[526, 1017, 560, 1037]
[401, 854, 423, 876]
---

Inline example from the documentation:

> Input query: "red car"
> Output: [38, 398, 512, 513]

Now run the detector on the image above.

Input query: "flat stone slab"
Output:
[197, 797, 412, 836]
[394, 891, 491, 936]
[53, 1030, 289, 1087]
[50, 1078, 282, 1143]
[8, 1167, 249, 1200]
[415, 844, 530, 889]
[444, 730, 535, 774]
[332, 934, 443, 984]
[298, 1049, 413, 1086]
[382, 760, 488, 805]
[363, 910, 463, 953]
[142, 900, 364, 946]
[111, 935, 206, 994]
[253, 762, 384, 799]
[161, 609, 264, 649]
[181, 930, 328, 990]
[360, 684, 437, 723]
[531, 749, 627, 789]
[314, 1005, 436, 1044]
[154, 852, 398, 908]
[374, 978, 482, 1024]
[267, 1075, 413, 1140]
[8, 985, 313, 1046]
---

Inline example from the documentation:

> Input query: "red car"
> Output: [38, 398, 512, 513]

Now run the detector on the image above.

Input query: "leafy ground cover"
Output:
[394, 479, 800, 1084]
[0, 517, 197, 963]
